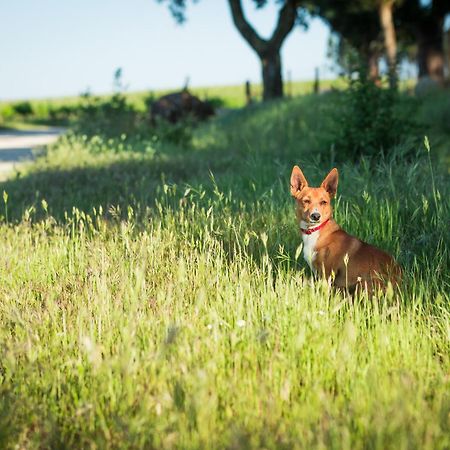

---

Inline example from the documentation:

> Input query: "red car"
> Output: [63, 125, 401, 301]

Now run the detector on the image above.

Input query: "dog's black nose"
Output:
[310, 212, 321, 222]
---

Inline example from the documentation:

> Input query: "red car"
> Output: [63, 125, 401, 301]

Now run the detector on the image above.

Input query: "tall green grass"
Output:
[0, 93, 449, 449]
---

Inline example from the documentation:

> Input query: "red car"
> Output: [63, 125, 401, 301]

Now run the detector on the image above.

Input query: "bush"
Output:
[0, 104, 15, 124]
[12, 101, 33, 117]
[74, 92, 140, 138]
[331, 69, 419, 161]
[72, 92, 194, 149]
[151, 117, 194, 147]
[47, 104, 78, 125]
[417, 90, 450, 135]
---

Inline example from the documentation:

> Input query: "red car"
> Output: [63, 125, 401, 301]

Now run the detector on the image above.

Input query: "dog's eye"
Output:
[320, 200, 327, 206]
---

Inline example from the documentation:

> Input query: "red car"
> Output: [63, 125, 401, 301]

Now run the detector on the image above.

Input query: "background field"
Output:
[0, 77, 420, 129]
[0, 79, 342, 128]
[0, 86, 449, 449]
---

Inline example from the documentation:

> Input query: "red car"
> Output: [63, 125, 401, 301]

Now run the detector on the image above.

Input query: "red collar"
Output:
[301, 218, 330, 235]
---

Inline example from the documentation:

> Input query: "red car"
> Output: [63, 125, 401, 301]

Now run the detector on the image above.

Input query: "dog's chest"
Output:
[301, 224, 319, 272]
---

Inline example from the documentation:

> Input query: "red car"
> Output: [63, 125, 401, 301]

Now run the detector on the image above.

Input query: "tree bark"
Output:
[359, 41, 380, 84]
[262, 51, 283, 100]
[227, 0, 297, 100]
[379, 0, 397, 89]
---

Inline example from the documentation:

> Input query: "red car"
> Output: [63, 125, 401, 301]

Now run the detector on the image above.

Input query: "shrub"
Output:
[418, 90, 450, 135]
[12, 101, 33, 117]
[74, 92, 140, 138]
[0, 104, 15, 124]
[151, 117, 194, 147]
[47, 104, 78, 125]
[72, 93, 194, 148]
[331, 69, 419, 161]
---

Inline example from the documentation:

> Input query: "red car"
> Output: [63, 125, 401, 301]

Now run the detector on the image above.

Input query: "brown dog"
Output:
[290, 166, 401, 293]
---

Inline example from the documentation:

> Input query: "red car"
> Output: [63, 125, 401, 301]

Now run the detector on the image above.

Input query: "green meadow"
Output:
[0, 90, 449, 449]
[0, 79, 342, 117]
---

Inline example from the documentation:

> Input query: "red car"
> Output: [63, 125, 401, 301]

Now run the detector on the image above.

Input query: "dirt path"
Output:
[0, 128, 64, 180]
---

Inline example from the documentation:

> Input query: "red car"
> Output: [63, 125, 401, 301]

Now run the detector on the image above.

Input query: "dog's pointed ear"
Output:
[290, 166, 308, 197]
[321, 168, 339, 198]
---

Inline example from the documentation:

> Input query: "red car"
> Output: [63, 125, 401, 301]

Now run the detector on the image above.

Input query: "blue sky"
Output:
[0, 0, 332, 100]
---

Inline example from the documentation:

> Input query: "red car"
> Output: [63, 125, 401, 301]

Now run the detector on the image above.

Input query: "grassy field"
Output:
[0, 90, 449, 448]
[0, 79, 342, 114]
[0, 77, 417, 130]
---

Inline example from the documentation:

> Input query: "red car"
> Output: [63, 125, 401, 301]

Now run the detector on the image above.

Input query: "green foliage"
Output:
[12, 101, 33, 117]
[331, 70, 419, 161]
[66, 71, 206, 144]
[0, 93, 449, 449]
[0, 104, 15, 124]
[71, 94, 195, 147]
[47, 104, 79, 125]
[74, 91, 141, 138]
[313, 0, 381, 67]
[418, 91, 450, 135]
[152, 117, 194, 147]
[197, 95, 225, 110]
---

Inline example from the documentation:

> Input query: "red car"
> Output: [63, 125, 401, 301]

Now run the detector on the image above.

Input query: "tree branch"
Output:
[269, 0, 298, 51]
[228, 0, 299, 55]
[227, 0, 268, 55]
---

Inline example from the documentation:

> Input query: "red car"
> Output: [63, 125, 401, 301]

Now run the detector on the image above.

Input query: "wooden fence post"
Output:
[313, 67, 320, 94]
[245, 80, 252, 105]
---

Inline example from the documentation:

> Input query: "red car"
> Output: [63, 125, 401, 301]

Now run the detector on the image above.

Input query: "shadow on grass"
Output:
[0, 138, 303, 281]
[0, 146, 240, 222]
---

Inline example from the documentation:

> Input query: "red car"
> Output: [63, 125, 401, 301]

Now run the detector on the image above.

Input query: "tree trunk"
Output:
[261, 51, 283, 100]
[379, 1, 397, 89]
[227, 0, 297, 101]
[417, 15, 445, 85]
[358, 40, 380, 84]
[367, 50, 380, 84]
